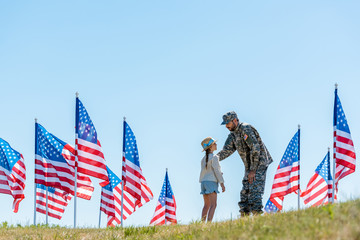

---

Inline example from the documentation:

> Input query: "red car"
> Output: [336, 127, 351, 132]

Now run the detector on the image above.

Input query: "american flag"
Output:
[269, 130, 300, 208]
[150, 170, 177, 225]
[122, 120, 153, 209]
[76, 98, 109, 186]
[264, 197, 282, 213]
[0, 138, 26, 213]
[36, 184, 72, 220]
[100, 166, 138, 226]
[301, 151, 335, 206]
[333, 88, 356, 194]
[35, 123, 94, 200]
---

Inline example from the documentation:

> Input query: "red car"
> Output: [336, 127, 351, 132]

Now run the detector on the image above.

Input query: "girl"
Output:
[199, 137, 225, 222]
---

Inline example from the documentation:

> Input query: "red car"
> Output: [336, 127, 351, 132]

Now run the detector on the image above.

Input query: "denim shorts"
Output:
[200, 181, 219, 195]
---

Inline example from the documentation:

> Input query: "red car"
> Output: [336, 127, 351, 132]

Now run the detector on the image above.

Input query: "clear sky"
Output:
[1, 1, 360, 227]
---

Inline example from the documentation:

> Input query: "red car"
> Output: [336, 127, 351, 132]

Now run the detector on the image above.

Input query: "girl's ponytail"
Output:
[205, 149, 211, 169]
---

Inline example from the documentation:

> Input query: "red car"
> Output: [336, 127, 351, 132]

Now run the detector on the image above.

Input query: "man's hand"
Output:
[248, 171, 256, 184]
[220, 183, 226, 192]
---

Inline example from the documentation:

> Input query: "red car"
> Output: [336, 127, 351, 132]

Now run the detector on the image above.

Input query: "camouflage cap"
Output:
[221, 111, 238, 125]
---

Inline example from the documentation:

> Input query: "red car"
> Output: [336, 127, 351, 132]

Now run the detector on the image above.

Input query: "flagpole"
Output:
[121, 117, 126, 228]
[98, 182, 102, 228]
[33, 118, 38, 226]
[328, 147, 333, 204]
[46, 186, 49, 225]
[121, 180, 124, 228]
[165, 168, 168, 225]
[98, 206, 101, 228]
[74, 92, 79, 228]
[332, 149, 336, 204]
[297, 124, 300, 211]
[332, 83, 338, 204]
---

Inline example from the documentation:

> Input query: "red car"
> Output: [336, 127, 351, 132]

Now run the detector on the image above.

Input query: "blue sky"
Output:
[1, 1, 360, 227]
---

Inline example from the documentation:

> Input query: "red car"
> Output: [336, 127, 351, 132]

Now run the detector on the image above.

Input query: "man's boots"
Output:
[240, 211, 250, 217]
[251, 210, 263, 216]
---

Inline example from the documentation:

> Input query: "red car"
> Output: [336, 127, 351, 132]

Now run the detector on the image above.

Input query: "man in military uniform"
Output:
[216, 111, 273, 216]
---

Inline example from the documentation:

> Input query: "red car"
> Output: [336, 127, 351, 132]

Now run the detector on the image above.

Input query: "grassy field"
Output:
[1, 199, 360, 240]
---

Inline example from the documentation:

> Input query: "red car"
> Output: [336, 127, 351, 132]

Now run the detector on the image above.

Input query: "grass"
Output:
[1, 199, 360, 239]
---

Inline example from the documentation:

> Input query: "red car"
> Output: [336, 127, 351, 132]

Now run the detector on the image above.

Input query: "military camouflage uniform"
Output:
[217, 112, 273, 215]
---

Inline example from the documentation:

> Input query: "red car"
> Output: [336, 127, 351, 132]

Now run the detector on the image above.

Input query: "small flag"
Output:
[301, 151, 335, 206]
[0, 138, 26, 212]
[101, 166, 146, 226]
[333, 87, 356, 194]
[150, 170, 177, 225]
[122, 120, 153, 209]
[36, 184, 71, 220]
[264, 197, 282, 213]
[269, 130, 300, 205]
[76, 98, 109, 186]
[35, 123, 94, 199]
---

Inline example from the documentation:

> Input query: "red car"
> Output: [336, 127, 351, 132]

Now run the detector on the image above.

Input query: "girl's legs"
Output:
[206, 192, 217, 222]
[201, 194, 211, 221]
[201, 192, 218, 222]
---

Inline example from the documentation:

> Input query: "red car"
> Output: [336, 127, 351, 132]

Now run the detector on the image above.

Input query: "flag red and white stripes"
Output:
[122, 159, 153, 208]
[122, 121, 153, 210]
[62, 144, 94, 199]
[75, 138, 109, 186]
[271, 196, 284, 210]
[301, 152, 335, 206]
[101, 185, 138, 226]
[101, 167, 149, 226]
[35, 123, 94, 200]
[150, 171, 177, 225]
[36, 184, 72, 220]
[333, 87, 356, 194]
[269, 130, 300, 202]
[0, 138, 26, 213]
[75, 98, 109, 186]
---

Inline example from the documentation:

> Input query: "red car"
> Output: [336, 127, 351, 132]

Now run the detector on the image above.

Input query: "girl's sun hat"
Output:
[201, 137, 217, 152]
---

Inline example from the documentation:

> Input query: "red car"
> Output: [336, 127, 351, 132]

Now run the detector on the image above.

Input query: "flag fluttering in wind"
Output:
[333, 86, 356, 193]
[269, 130, 300, 210]
[100, 166, 139, 226]
[61, 144, 95, 199]
[264, 197, 282, 213]
[76, 98, 109, 186]
[122, 120, 153, 209]
[301, 151, 335, 206]
[0, 138, 26, 213]
[35, 123, 94, 199]
[36, 184, 72, 220]
[150, 170, 177, 225]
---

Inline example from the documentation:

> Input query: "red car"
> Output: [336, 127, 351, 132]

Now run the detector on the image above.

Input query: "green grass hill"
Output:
[1, 199, 360, 240]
